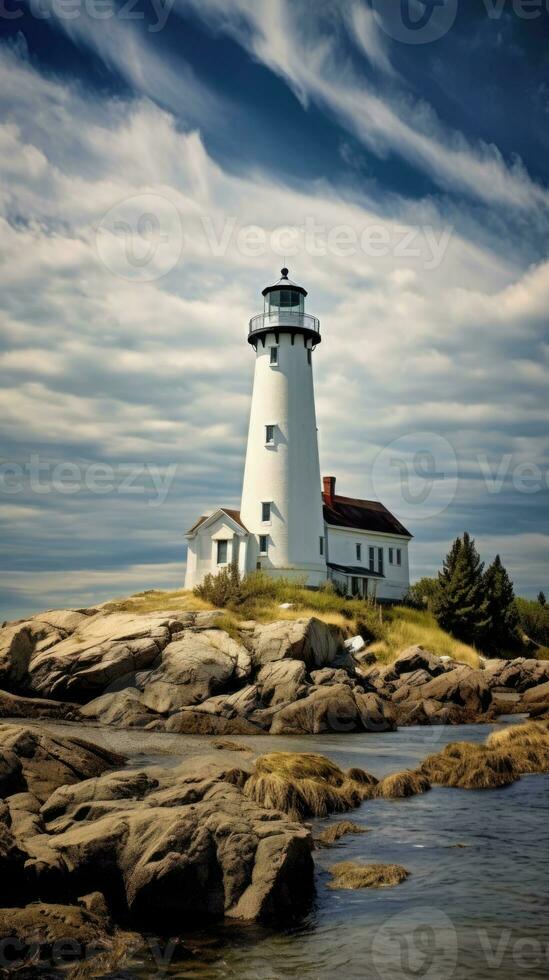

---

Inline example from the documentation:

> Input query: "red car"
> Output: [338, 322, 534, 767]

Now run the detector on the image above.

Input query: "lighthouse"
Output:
[184, 270, 412, 600]
[239, 268, 327, 585]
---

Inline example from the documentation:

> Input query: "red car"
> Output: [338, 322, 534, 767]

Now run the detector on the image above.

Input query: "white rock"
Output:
[345, 636, 366, 655]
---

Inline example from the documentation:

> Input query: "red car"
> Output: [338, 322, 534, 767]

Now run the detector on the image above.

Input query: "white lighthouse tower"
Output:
[184, 270, 413, 597]
[240, 269, 327, 585]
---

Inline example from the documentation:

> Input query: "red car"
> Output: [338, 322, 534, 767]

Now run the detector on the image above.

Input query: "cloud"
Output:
[175, 0, 549, 213]
[0, 38, 547, 614]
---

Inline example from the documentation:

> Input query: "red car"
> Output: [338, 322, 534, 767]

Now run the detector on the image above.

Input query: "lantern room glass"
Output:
[265, 289, 305, 314]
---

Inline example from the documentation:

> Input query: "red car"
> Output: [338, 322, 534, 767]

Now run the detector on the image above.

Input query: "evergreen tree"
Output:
[538, 591, 547, 607]
[433, 533, 489, 644]
[482, 555, 519, 654]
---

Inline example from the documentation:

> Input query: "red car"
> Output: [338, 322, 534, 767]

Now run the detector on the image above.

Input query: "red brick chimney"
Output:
[323, 475, 336, 506]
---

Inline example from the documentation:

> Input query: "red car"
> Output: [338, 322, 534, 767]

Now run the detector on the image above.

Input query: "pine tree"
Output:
[482, 555, 519, 654]
[538, 591, 547, 607]
[433, 533, 489, 644]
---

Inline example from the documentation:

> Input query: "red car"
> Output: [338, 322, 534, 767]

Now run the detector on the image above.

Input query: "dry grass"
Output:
[102, 589, 210, 615]
[419, 721, 549, 789]
[419, 741, 520, 790]
[374, 771, 431, 799]
[101, 585, 481, 673]
[368, 606, 480, 668]
[211, 739, 252, 753]
[328, 862, 409, 890]
[316, 821, 370, 847]
[244, 753, 373, 821]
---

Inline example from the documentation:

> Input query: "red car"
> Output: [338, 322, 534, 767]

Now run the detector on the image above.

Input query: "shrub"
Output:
[516, 597, 549, 648]
[404, 577, 439, 611]
[194, 561, 242, 607]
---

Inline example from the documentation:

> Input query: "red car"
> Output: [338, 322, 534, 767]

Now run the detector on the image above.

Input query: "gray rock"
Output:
[141, 630, 251, 714]
[257, 660, 308, 705]
[270, 684, 395, 735]
[251, 618, 343, 669]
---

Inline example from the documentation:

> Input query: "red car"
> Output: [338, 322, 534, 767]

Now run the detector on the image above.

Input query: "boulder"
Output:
[417, 666, 492, 714]
[165, 711, 262, 735]
[0, 724, 125, 802]
[270, 685, 394, 735]
[310, 668, 355, 688]
[521, 680, 549, 711]
[251, 618, 343, 669]
[257, 660, 308, 705]
[387, 646, 446, 680]
[28, 612, 183, 702]
[79, 690, 160, 729]
[142, 630, 251, 715]
[0, 688, 81, 721]
[41, 763, 313, 927]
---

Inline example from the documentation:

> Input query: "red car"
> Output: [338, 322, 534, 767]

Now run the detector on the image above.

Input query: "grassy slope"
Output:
[104, 583, 480, 668]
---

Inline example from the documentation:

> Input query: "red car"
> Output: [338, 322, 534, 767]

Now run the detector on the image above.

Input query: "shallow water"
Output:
[31, 720, 549, 979]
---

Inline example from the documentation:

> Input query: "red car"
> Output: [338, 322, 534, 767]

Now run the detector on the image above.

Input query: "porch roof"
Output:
[327, 562, 385, 579]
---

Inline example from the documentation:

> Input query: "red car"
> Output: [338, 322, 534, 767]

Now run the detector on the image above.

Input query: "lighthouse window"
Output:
[216, 540, 228, 565]
[307, 349, 312, 365]
[269, 289, 302, 311]
[261, 501, 271, 523]
[270, 347, 278, 366]
[265, 425, 275, 445]
[259, 535, 269, 556]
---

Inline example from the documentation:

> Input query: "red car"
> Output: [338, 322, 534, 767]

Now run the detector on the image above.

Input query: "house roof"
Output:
[186, 508, 248, 536]
[328, 562, 385, 579]
[323, 494, 412, 538]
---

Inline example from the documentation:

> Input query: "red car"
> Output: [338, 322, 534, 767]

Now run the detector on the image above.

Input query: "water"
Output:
[30, 720, 549, 979]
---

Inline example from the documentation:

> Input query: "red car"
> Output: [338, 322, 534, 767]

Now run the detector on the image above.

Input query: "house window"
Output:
[270, 347, 278, 366]
[216, 540, 228, 565]
[265, 425, 275, 445]
[369, 546, 375, 572]
[389, 547, 394, 565]
[397, 549, 402, 567]
[320, 536, 325, 557]
[378, 548, 384, 576]
[261, 501, 271, 523]
[356, 543, 362, 562]
[259, 535, 268, 556]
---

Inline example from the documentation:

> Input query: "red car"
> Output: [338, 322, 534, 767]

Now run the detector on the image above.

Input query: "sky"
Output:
[0, 0, 548, 619]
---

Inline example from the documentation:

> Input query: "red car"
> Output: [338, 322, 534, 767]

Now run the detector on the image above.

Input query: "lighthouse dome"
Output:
[249, 268, 321, 348]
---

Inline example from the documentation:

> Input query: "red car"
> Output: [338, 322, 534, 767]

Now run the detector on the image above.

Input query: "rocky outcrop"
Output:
[0, 725, 314, 930]
[28, 612, 183, 701]
[0, 725, 125, 803]
[1, 602, 548, 735]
